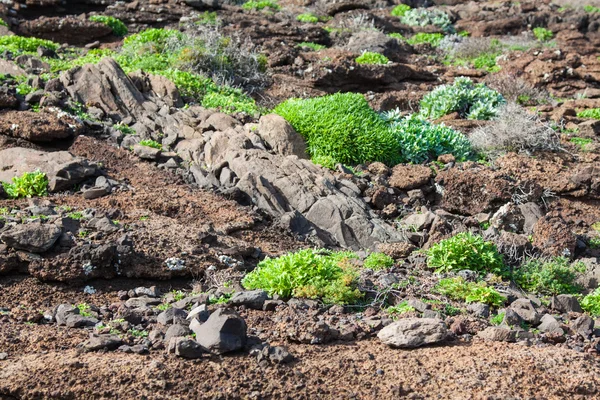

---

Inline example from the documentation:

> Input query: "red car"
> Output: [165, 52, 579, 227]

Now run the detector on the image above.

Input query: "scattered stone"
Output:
[377, 318, 448, 349]
[510, 299, 541, 325]
[407, 299, 430, 313]
[169, 337, 205, 359]
[257, 114, 307, 158]
[65, 314, 98, 328]
[164, 324, 192, 344]
[125, 297, 161, 308]
[192, 308, 247, 354]
[389, 164, 433, 191]
[477, 327, 517, 342]
[157, 307, 188, 326]
[0, 353, 7, 360]
[551, 295, 582, 313]
[133, 144, 161, 160]
[571, 315, 594, 338]
[263, 299, 284, 312]
[229, 290, 269, 310]
[376, 242, 416, 259]
[538, 314, 564, 335]
[84, 334, 124, 351]
[256, 345, 294, 364]
[0, 224, 62, 253]
[467, 303, 490, 319]
[187, 304, 210, 322]
[0, 110, 82, 142]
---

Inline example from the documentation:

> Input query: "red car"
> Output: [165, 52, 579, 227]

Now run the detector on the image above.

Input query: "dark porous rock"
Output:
[66, 314, 98, 328]
[157, 307, 188, 326]
[0, 224, 62, 253]
[193, 308, 247, 354]
[571, 314, 594, 338]
[477, 327, 517, 342]
[256, 345, 294, 364]
[164, 324, 192, 344]
[538, 314, 564, 335]
[377, 318, 447, 349]
[467, 303, 490, 319]
[84, 334, 124, 351]
[509, 298, 541, 325]
[169, 337, 205, 359]
[133, 144, 161, 160]
[0, 110, 82, 142]
[229, 290, 269, 310]
[551, 294, 582, 314]
[55, 304, 78, 326]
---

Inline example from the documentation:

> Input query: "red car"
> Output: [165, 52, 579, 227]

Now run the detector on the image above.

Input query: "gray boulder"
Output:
[133, 144, 161, 160]
[229, 290, 269, 310]
[571, 314, 594, 338]
[164, 324, 192, 344]
[551, 295, 583, 313]
[157, 307, 188, 326]
[0, 224, 62, 253]
[55, 304, 78, 326]
[467, 303, 490, 318]
[257, 114, 308, 159]
[84, 334, 123, 351]
[169, 337, 205, 359]
[377, 318, 447, 348]
[477, 327, 516, 342]
[538, 314, 564, 335]
[0, 147, 97, 192]
[192, 308, 247, 354]
[509, 299, 541, 325]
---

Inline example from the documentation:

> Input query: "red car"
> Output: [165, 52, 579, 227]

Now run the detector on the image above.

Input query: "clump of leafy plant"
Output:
[139, 139, 162, 150]
[440, 36, 503, 72]
[490, 312, 505, 325]
[77, 303, 93, 317]
[384, 112, 472, 163]
[386, 301, 416, 317]
[427, 231, 507, 277]
[435, 277, 506, 307]
[195, 11, 219, 26]
[16, 82, 34, 96]
[577, 108, 600, 120]
[533, 27, 553, 42]
[582, 288, 600, 316]
[67, 211, 85, 220]
[364, 252, 394, 270]
[2, 171, 48, 199]
[298, 42, 326, 51]
[407, 33, 444, 47]
[584, 5, 600, 13]
[355, 51, 389, 65]
[401, 8, 454, 33]
[513, 257, 585, 295]
[242, 249, 362, 305]
[114, 122, 135, 135]
[242, 0, 280, 11]
[128, 329, 149, 338]
[296, 13, 319, 23]
[419, 77, 506, 120]
[391, 4, 411, 17]
[570, 137, 593, 152]
[89, 15, 128, 37]
[0, 35, 59, 54]
[274, 92, 402, 166]
[388, 32, 406, 41]
[0, 19, 7, 27]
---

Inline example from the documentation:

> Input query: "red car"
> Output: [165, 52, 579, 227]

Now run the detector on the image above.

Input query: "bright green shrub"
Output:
[297, 13, 319, 23]
[388, 33, 406, 41]
[89, 15, 128, 36]
[355, 51, 389, 65]
[0, 35, 59, 53]
[139, 139, 162, 150]
[16, 83, 33, 96]
[585, 5, 600, 13]
[490, 312, 505, 325]
[577, 108, 600, 119]
[2, 171, 48, 199]
[407, 33, 444, 47]
[514, 257, 585, 295]
[195, 11, 219, 25]
[273, 92, 402, 166]
[419, 77, 506, 120]
[581, 288, 600, 316]
[386, 301, 415, 317]
[401, 8, 454, 33]
[241, 249, 362, 304]
[364, 252, 394, 270]
[427, 231, 507, 277]
[570, 137, 593, 152]
[435, 277, 506, 307]
[391, 4, 411, 17]
[242, 0, 280, 11]
[298, 42, 326, 51]
[533, 27, 553, 42]
[385, 113, 472, 163]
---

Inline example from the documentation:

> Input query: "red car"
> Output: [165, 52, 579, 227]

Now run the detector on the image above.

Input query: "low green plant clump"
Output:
[128, 329, 149, 338]
[386, 301, 415, 317]
[296, 13, 319, 23]
[444, 39, 502, 72]
[67, 211, 85, 220]
[582, 288, 600, 316]
[391, 4, 411, 17]
[89, 15, 128, 36]
[401, 8, 454, 33]
[139, 139, 162, 150]
[514, 257, 585, 295]
[0, 35, 59, 54]
[242, 0, 280, 11]
[419, 77, 506, 120]
[242, 249, 362, 305]
[533, 27, 553, 42]
[195, 11, 219, 25]
[577, 108, 600, 120]
[0, 19, 7, 27]
[570, 137, 593, 152]
[114, 122, 135, 135]
[384, 113, 472, 164]
[77, 303, 93, 317]
[388, 33, 406, 41]
[297, 42, 326, 51]
[274, 92, 402, 166]
[490, 312, 505, 325]
[407, 32, 444, 47]
[364, 252, 394, 270]
[435, 277, 506, 307]
[584, 5, 600, 13]
[16, 82, 34, 96]
[355, 51, 389, 65]
[2, 171, 48, 199]
[427, 231, 507, 277]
